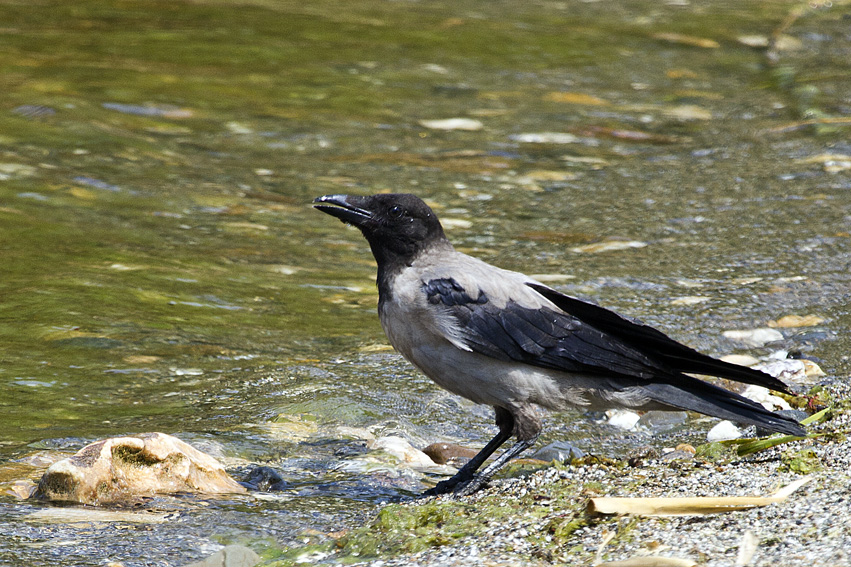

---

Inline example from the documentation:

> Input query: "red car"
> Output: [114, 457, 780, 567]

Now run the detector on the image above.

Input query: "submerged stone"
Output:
[32, 432, 246, 505]
[722, 328, 784, 348]
[529, 441, 586, 463]
[183, 544, 260, 567]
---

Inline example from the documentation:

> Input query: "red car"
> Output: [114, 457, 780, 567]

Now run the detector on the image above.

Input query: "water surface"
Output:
[1, 0, 849, 564]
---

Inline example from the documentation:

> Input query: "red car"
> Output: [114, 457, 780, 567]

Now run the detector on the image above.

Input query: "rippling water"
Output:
[1, 0, 849, 564]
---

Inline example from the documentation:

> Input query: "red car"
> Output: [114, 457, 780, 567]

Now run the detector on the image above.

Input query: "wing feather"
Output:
[423, 277, 671, 380]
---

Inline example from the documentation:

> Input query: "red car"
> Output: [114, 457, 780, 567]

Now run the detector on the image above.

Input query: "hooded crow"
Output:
[314, 193, 806, 496]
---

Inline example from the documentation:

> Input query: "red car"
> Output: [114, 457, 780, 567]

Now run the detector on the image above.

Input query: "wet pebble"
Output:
[11, 104, 56, 118]
[754, 358, 824, 384]
[768, 314, 825, 328]
[418, 118, 483, 131]
[637, 411, 688, 432]
[659, 448, 695, 461]
[422, 443, 477, 466]
[368, 436, 437, 468]
[72, 175, 122, 192]
[605, 409, 641, 430]
[239, 466, 289, 492]
[509, 132, 578, 144]
[706, 420, 743, 442]
[0, 163, 38, 178]
[529, 441, 585, 463]
[741, 385, 791, 411]
[571, 240, 648, 254]
[722, 328, 784, 347]
[183, 545, 260, 567]
[102, 102, 193, 118]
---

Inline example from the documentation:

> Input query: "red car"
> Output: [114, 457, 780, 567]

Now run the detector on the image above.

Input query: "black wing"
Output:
[422, 277, 805, 437]
[527, 283, 792, 393]
[424, 278, 676, 381]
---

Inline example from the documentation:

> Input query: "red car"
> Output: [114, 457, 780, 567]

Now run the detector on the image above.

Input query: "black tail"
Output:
[646, 374, 806, 437]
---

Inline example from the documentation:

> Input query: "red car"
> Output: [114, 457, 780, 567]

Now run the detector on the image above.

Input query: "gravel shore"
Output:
[336, 383, 850, 567]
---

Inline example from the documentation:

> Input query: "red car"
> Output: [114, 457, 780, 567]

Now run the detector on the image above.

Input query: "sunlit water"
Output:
[1, 0, 849, 564]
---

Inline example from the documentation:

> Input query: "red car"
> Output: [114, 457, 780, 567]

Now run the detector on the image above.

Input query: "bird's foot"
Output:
[422, 473, 489, 498]
[452, 474, 489, 496]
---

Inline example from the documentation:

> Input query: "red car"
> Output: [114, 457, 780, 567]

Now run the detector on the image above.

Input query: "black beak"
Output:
[313, 194, 373, 228]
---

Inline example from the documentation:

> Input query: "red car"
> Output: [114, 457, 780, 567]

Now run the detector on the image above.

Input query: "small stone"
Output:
[706, 420, 743, 442]
[653, 32, 720, 49]
[183, 545, 261, 567]
[606, 409, 641, 431]
[659, 449, 694, 461]
[627, 445, 660, 466]
[542, 92, 609, 106]
[226, 122, 254, 134]
[741, 385, 791, 411]
[422, 442, 478, 466]
[12, 104, 56, 118]
[722, 328, 784, 347]
[418, 118, 483, 131]
[0, 163, 38, 177]
[753, 359, 821, 384]
[572, 240, 647, 254]
[663, 104, 713, 121]
[369, 436, 436, 468]
[509, 132, 578, 144]
[529, 441, 586, 463]
[670, 296, 710, 306]
[767, 314, 825, 328]
[441, 218, 473, 230]
[637, 411, 688, 431]
[240, 466, 288, 492]
[102, 102, 193, 119]
[737, 34, 770, 48]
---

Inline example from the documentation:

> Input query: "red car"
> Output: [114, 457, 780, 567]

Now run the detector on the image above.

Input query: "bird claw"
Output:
[422, 473, 489, 498]
[453, 475, 488, 496]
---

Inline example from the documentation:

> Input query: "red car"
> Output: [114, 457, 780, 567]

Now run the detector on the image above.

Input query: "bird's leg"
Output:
[453, 436, 537, 496]
[451, 405, 540, 496]
[423, 407, 514, 497]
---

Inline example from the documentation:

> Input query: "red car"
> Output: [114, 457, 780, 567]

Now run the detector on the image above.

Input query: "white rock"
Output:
[741, 385, 792, 411]
[509, 132, 578, 144]
[605, 409, 641, 431]
[572, 240, 647, 254]
[706, 420, 743, 442]
[418, 118, 483, 131]
[368, 436, 436, 468]
[722, 328, 783, 347]
[441, 218, 473, 229]
[754, 359, 807, 382]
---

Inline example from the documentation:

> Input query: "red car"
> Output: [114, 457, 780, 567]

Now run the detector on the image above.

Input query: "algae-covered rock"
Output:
[32, 432, 246, 505]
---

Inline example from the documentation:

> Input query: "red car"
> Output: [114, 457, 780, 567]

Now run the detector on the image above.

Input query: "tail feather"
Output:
[646, 375, 806, 437]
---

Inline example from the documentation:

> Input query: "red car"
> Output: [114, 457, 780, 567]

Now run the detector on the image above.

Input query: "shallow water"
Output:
[1, 0, 850, 564]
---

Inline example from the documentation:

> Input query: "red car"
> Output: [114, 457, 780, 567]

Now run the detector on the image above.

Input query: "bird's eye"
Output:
[388, 205, 405, 218]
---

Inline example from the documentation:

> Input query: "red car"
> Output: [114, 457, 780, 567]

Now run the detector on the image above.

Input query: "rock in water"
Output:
[32, 432, 246, 505]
